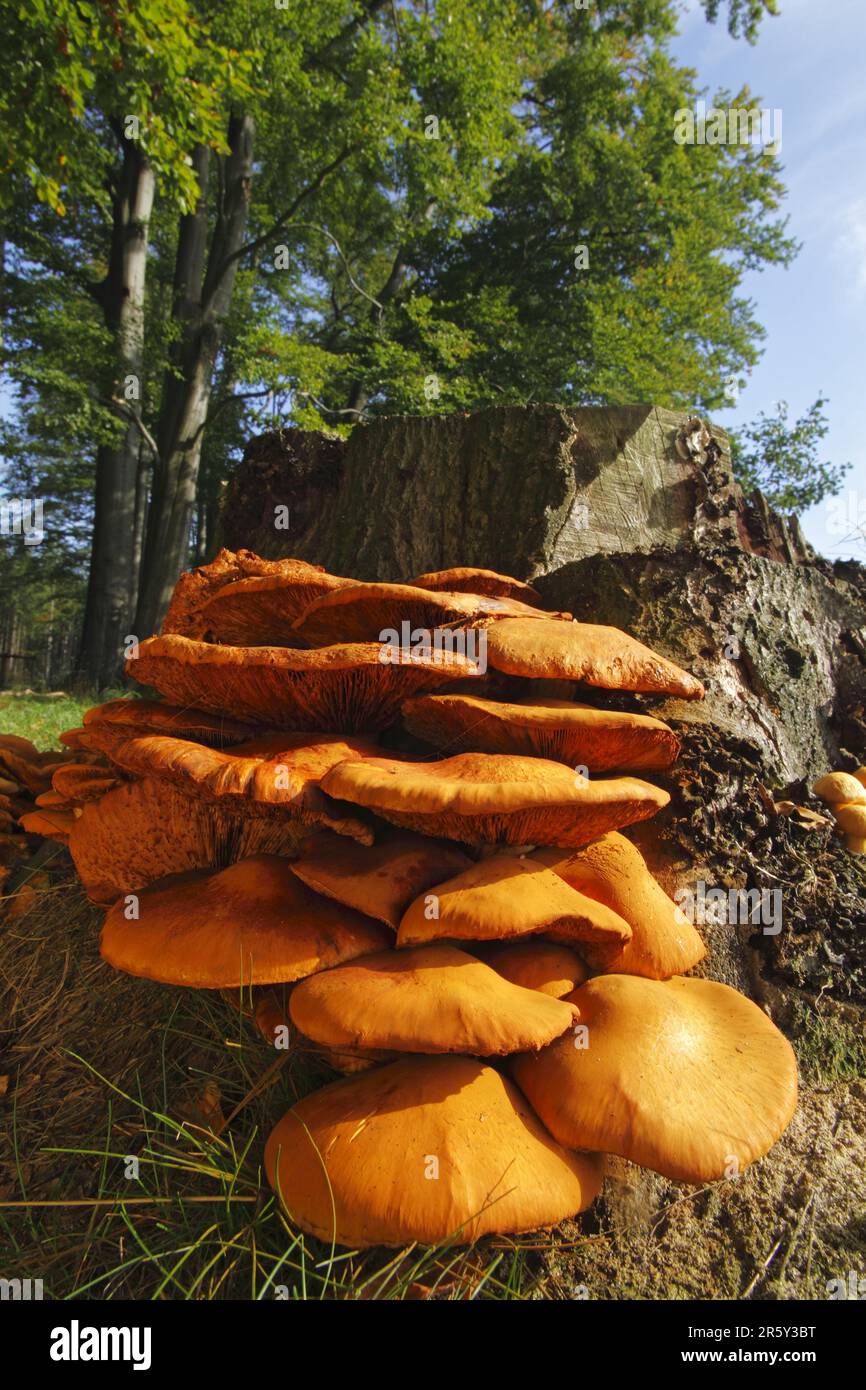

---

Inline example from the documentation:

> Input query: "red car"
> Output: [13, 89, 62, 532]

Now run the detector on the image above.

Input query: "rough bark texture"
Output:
[224, 404, 866, 785]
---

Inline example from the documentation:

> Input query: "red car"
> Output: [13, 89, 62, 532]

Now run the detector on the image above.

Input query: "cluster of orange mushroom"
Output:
[20, 549, 798, 1247]
[0, 733, 98, 918]
[812, 770, 866, 854]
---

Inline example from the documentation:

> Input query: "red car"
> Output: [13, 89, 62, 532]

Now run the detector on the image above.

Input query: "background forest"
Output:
[0, 0, 848, 692]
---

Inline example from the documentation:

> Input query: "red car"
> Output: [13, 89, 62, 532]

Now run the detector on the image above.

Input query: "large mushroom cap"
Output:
[402, 693, 680, 771]
[264, 1055, 602, 1247]
[198, 571, 355, 647]
[83, 697, 258, 749]
[289, 943, 576, 1055]
[476, 617, 704, 699]
[811, 771, 866, 805]
[83, 731, 377, 842]
[832, 802, 866, 835]
[322, 751, 669, 847]
[410, 567, 546, 606]
[161, 548, 352, 639]
[100, 855, 390, 988]
[291, 581, 568, 646]
[397, 854, 631, 948]
[290, 828, 472, 929]
[479, 940, 589, 997]
[533, 832, 706, 979]
[129, 635, 482, 732]
[511, 975, 798, 1183]
[69, 777, 304, 904]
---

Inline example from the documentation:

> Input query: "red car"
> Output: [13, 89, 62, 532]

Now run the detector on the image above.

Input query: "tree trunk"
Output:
[76, 138, 155, 690]
[135, 115, 254, 637]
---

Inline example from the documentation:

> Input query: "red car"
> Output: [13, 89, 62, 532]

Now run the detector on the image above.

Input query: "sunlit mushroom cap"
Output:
[161, 548, 353, 639]
[410, 567, 546, 607]
[291, 581, 568, 646]
[52, 764, 121, 803]
[322, 751, 669, 847]
[532, 832, 706, 979]
[290, 828, 472, 929]
[832, 802, 866, 835]
[812, 772, 866, 806]
[290, 943, 576, 1055]
[397, 854, 631, 949]
[511, 974, 798, 1183]
[129, 635, 482, 732]
[198, 570, 357, 647]
[83, 697, 258, 749]
[402, 693, 680, 771]
[264, 1054, 602, 1247]
[82, 731, 378, 843]
[475, 617, 704, 699]
[479, 940, 589, 997]
[100, 854, 390, 988]
[69, 777, 305, 904]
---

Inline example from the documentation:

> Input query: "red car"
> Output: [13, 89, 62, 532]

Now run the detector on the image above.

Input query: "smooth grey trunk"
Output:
[135, 115, 254, 637]
[77, 138, 155, 690]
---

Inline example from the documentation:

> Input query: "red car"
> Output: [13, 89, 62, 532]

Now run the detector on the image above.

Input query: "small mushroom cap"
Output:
[322, 751, 669, 847]
[532, 832, 706, 979]
[19, 806, 81, 842]
[161, 548, 353, 639]
[476, 617, 705, 699]
[410, 567, 546, 606]
[852, 767, 866, 790]
[129, 635, 482, 732]
[264, 1055, 602, 1247]
[289, 943, 577, 1055]
[69, 778, 305, 904]
[52, 764, 120, 803]
[291, 580, 567, 646]
[402, 693, 680, 771]
[831, 802, 866, 835]
[397, 854, 632, 949]
[812, 772, 866, 806]
[100, 855, 390, 988]
[84, 731, 377, 843]
[843, 834, 866, 854]
[290, 828, 472, 928]
[478, 940, 589, 997]
[511, 975, 798, 1183]
[84, 697, 258, 749]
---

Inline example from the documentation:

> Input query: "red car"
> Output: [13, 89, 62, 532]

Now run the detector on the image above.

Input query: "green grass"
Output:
[0, 693, 96, 749]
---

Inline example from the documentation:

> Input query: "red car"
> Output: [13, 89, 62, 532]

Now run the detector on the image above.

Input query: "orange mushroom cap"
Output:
[291, 581, 569, 646]
[475, 617, 704, 699]
[402, 693, 680, 771]
[129, 635, 482, 732]
[512, 974, 798, 1183]
[478, 940, 589, 997]
[81, 731, 377, 843]
[264, 1055, 602, 1247]
[198, 570, 356, 647]
[532, 832, 706, 979]
[397, 853, 631, 949]
[322, 751, 669, 847]
[290, 828, 472, 929]
[20, 806, 81, 843]
[289, 943, 577, 1056]
[51, 763, 121, 803]
[410, 566, 546, 607]
[161, 548, 353, 639]
[100, 854, 390, 988]
[69, 777, 305, 904]
[83, 697, 258, 749]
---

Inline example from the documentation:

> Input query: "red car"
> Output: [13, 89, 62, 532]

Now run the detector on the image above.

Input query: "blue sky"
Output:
[672, 0, 866, 559]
